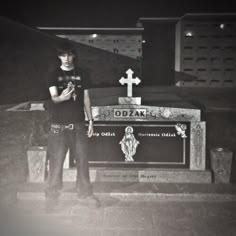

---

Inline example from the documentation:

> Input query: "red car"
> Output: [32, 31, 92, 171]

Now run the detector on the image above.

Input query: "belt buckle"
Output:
[67, 124, 74, 130]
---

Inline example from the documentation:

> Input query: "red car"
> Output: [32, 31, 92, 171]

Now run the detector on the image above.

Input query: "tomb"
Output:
[62, 69, 211, 183]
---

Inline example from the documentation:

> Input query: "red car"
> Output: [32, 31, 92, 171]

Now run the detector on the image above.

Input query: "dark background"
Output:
[1, 0, 236, 28]
[1, 0, 236, 103]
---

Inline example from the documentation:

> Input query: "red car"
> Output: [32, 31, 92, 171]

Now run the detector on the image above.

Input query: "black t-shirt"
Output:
[47, 67, 90, 124]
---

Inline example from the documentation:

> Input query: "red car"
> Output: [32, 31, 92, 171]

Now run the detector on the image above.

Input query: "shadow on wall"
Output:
[175, 71, 198, 86]
[0, 16, 141, 105]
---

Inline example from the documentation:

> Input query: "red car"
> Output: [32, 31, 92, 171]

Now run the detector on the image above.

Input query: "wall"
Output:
[175, 14, 236, 87]
[57, 33, 142, 59]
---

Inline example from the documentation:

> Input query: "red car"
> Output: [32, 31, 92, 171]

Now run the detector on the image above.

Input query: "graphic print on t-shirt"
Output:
[57, 73, 82, 102]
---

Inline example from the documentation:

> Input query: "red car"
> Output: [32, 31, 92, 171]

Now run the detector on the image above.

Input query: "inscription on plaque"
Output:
[114, 108, 147, 118]
[88, 122, 190, 168]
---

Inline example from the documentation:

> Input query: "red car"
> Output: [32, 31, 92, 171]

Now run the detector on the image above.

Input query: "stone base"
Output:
[118, 97, 141, 105]
[27, 146, 47, 182]
[210, 147, 233, 183]
[63, 168, 212, 183]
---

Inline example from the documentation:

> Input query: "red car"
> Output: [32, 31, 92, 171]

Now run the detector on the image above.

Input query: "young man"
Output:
[45, 42, 100, 209]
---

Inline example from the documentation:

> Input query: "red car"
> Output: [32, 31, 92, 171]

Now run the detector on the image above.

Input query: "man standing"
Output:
[45, 42, 100, 209]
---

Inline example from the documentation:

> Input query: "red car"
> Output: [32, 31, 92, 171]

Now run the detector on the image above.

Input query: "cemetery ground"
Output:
[1, 182, 236, 236]
[0, 86, 236, 236]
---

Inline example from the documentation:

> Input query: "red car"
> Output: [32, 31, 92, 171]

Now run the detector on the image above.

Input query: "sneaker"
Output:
[45, 197, 59, 213]
[78, 194, 101, 209]
[77, 192, 91, 199]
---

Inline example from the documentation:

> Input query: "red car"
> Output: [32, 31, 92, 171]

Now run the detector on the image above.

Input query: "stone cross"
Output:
[119, 69, 141, 97]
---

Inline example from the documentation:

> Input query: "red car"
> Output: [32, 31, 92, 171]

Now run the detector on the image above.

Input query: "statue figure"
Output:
[175, 123, 187, 138]
[119, 126, 140, 162]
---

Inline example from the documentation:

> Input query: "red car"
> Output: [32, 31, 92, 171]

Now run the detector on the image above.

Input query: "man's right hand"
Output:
[59, 87, 74, 101]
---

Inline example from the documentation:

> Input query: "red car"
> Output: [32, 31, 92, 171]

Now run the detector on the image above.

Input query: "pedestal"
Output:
[27, 146, 47, 182]
[119, 97, 141, 105]
[210, 147, 233, 183]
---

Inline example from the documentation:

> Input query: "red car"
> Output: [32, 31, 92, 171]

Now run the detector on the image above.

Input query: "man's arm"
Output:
[84, 89, 93, 137]
[49, 86, 74, 103]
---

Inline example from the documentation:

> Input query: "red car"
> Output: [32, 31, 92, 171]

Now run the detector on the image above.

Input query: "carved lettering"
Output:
[114, 108, 147, 118]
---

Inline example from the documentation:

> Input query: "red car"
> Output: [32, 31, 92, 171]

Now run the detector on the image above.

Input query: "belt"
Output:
[51, 123, 76, 130]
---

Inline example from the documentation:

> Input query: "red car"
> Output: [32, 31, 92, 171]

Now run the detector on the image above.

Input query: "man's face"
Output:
[58, 52, 75, 67]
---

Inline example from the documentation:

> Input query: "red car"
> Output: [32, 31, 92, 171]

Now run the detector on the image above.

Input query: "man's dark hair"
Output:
[56, 41, 76, 56]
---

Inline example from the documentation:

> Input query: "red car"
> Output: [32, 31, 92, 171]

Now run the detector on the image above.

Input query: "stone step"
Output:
[17, 182, 236, 202]
[63, 168, 212, 183]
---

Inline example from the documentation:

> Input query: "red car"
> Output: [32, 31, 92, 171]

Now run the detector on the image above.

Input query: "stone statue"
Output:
[119, 126, 140, 162]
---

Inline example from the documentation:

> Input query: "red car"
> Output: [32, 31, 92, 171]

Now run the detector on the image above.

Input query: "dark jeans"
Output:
[45, 123, 92, 199]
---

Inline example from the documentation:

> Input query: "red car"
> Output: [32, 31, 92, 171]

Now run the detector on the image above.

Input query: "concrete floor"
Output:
[1, 182, 236, 236]
[1, 198, 236, 236]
